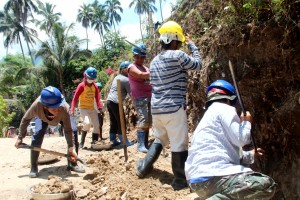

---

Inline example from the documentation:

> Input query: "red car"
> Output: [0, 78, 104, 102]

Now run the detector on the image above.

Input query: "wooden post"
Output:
[117, 79, 128, 162]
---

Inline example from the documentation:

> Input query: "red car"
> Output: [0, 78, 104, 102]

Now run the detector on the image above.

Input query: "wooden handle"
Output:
[117, 79, 128, 162]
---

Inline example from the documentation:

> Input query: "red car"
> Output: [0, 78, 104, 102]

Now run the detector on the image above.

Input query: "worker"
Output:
[71, 67, 103, 147]
[128, 44, 152, 153]
[136, 21, 202, 190]
[106, 61, 133, 146]
[15, 86, 85, 178]
[185, 80, 277, 199]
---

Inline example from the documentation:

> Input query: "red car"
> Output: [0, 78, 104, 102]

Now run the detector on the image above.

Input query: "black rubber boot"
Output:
[136, 143, 163, 178]
[91, 133, 99, 144]
[171, 151, 188, 190]
[79, 131, 87, 148]
[29, 150, 40, 178]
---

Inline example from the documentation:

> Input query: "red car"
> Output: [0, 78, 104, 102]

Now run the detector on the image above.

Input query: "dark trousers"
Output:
[106, 100, 126, 134]
[31, 117, 78, 149]
[98, 113, 103, 136]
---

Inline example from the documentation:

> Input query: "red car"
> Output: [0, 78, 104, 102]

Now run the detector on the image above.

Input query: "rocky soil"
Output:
[0, 121, 198, 200]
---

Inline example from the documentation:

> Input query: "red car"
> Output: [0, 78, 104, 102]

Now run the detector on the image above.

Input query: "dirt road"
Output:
[0, 130, 198, 199]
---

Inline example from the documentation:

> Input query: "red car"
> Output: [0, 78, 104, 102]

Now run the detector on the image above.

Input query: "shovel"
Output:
[19, 143, 86, 165]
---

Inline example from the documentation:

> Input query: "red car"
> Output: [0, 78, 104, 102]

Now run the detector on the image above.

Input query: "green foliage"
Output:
[0, 54, 34, 98]
[0, 96, 15, 137]
[5, 99, 25, 128]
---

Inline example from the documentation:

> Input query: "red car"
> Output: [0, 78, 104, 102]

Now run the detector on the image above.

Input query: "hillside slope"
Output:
[142, 0, 300, 199]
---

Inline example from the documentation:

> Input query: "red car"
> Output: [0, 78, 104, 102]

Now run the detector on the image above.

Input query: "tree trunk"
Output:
[86, 27, 89, 50]
[139, 15, 144, 43]
[148, 11, 154, 37]
[58, 68, 65, 96]
[160, 0, 164, 22]
[17, 33, 25, 61]
[22, 20, 35, 66]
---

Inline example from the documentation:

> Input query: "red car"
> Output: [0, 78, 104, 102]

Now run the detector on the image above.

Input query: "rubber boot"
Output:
[110, 133, 121, 146]
[29, 150, 40, 178]
[118, 133, 135, 147]
[171, 151, 188, 190]
[144, 130, 149, 149]
[136, 143, 163, 178]
[79, 131, 87, 148]
[137, 130, 148, 153]
[91, 133, 99, 144]
[67, 160, 85, 173]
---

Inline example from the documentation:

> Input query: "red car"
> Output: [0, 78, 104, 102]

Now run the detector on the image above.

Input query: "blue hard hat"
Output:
[206, 80, 235, 95]
[205, 80, 237, 107]
[119, 61, 131, 70]
[85, 67, 97, 79]
[96, 82, 102, 87]
[132, 44, 147, 57]
[40, 86, 65, 108]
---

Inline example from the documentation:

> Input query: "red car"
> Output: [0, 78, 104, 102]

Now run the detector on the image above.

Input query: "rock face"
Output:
[124, 0, 300, 199]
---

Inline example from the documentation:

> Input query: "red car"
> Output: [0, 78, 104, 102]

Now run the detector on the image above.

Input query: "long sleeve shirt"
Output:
[185, 102, 253, 183]
[18, 97, 74, 148]
[71, 81, 102, 112]
[150, 42, 202, 114]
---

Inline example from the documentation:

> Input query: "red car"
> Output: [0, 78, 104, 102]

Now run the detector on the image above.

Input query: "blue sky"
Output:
[0, 0, 174, 60]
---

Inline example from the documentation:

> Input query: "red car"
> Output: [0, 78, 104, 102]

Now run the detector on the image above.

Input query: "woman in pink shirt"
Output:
[128, 44, 152, 153]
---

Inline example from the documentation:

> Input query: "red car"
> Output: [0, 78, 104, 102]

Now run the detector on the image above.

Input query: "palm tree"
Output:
[104, 0, 123, 32]
[129, 0, 157, 42]
[4, 0, 40, 66]
[91, 3, 110, 48]
[0, 11, 37, 61]
[77, 3, 93, 50]
[35, 23, 91, 94]
[35, 2, 61, 36]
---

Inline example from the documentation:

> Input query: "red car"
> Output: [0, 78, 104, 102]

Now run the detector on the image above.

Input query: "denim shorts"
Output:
[133, 97, 152, 129]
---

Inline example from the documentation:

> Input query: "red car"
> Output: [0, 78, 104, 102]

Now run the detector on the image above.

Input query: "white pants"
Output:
[79, 108, 100, 134]
[152, 107, 188, 152]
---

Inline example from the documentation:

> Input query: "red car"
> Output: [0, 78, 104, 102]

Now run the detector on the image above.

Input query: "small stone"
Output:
[76, 189, 90, 198]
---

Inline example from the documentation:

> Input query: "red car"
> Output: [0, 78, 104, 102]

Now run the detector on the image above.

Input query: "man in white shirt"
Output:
[185, 80, 276, 199]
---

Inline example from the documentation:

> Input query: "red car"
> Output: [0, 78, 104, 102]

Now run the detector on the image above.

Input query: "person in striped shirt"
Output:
[136, 21, 202, 190]
[71, 67, 103, 148]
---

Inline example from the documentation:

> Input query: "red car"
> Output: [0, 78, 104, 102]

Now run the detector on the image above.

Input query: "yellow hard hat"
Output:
[159, 21, 185, 43]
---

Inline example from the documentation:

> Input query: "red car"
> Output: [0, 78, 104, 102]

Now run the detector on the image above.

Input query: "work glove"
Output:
[68, 147, 78, 163]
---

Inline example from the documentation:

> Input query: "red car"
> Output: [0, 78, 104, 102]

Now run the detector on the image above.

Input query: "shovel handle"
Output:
[18, 143, 85, 165]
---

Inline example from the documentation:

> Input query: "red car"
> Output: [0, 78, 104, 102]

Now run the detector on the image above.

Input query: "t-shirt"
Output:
[107, 74, 131, 103]
[128, 63, 152, 99]
[71, 81, 102, 112]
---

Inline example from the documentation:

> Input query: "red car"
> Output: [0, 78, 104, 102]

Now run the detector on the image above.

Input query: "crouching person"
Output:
[15, 86, 85, 178]
[185, 80, 276, 199]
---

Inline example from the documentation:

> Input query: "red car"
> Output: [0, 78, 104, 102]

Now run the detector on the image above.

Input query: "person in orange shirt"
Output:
[71, 67, 103, 148]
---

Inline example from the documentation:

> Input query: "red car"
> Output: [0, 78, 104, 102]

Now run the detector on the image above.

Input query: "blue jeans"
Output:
[189, 172, 276, 200]
[31, 117, 78, 149]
